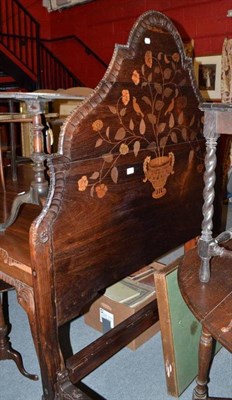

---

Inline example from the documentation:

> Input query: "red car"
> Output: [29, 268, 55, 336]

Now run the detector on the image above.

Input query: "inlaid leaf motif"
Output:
[179, 78, 187, 86]
[164, 68, 172, 80]
[102, 153, 114, 163]
[178, 96, 187, 108]
[190, 115, 195, 126]
[178, 111, 184, 125]
[165, 98, 174, 114]
[181, 127, 188, 141]
[164, 54, 170, 64]
[164, 87, 173, 97]
[158, 122, 166, 134]
[129, 118, 134, 131]
[154, 83, 162, 94]
[115, 127, 126, 140]
[106, 126, 110, 138]
[160, 136, 168, 148]
[155, 100, 164, 111]
[108, 105, 117, 114]
[169, 113, 175, 128]
[78, 45, 203, 200]
[142, 96, 152, 106]
[111, 167, 118, 183]
[171, 131, 178, 143]
[90, 172, 100, 180]
[134, 140, 140, 157]
[120, 107, 127, 116]
[90, 186, 95, 197]
[147, 113, 157, 124]
[148, 73, 152, 82]
[139, 118, 146, 135]
[191, 131, 197, 141]
[147, 141, 157, 152]
[95, 138, 103, 147]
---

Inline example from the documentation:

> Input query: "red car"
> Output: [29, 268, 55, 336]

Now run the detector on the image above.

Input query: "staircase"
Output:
[0, 0, 83, 91]
[0, 69, 20, 92]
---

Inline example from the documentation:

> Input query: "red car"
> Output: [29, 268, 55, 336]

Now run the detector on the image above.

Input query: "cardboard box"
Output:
[84, 262, 164, 350]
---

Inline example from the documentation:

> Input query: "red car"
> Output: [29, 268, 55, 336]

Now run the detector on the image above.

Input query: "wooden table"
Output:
[0, 92, 85, 232]
[0, 164, 40, 382]
[179, 243, 232, 354]
[178, 102, 232, 400]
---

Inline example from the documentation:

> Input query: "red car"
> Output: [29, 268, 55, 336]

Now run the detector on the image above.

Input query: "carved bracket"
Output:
[55, 370, 91, 400]
[0, 270, 35, 315]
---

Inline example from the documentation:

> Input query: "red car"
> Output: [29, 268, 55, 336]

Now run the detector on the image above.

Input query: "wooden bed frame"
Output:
[0, 10, 206, 399]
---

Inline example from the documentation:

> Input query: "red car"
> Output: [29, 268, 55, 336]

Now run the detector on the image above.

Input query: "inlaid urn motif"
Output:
[77, 40, 203, 200]
[143, 153, 175, 199]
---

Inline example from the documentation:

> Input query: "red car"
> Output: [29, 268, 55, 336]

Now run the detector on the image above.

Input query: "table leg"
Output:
[0, 103, 49, 232]
[0, 130, 6, 192]
[0, 290, 38, 380]
[193, 327, 213, 400]
[9, 100, 17, 182]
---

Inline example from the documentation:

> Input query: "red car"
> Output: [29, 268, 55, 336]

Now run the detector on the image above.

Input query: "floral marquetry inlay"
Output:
[77, 47, 204, 199]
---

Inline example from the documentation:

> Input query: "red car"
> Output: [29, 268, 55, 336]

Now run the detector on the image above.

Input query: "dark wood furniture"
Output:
[179, 243, 232, 400]
[179, 104, 232, 399]
[0, 11, 206, 400]
[0, 279, 38, 381]
[0, 92, 85, 232]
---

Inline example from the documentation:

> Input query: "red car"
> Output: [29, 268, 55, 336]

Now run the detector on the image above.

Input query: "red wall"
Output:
[20, 0, 232, 88]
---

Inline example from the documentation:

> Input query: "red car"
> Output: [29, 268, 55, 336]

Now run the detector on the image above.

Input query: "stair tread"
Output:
[0, 76, 16, 83]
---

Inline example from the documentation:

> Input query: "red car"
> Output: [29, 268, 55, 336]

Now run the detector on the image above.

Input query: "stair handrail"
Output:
[6, 0, 39, 26]
[42, 35, 108, 69]
[0, 0, 107, 89]
[0, 0, 81, 89]
[39, 42, 83, 88]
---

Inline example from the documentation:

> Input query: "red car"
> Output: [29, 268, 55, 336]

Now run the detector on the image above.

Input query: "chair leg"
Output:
[0, 289, 38, 380]
[0, 131, 6, 192]
[193, 327, 213, 400]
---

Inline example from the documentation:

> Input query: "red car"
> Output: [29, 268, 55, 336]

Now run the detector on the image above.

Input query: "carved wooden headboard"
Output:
[30, 11, 204, 326]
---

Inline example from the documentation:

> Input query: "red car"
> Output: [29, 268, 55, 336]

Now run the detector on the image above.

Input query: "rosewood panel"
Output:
[31, 11, 205, 325]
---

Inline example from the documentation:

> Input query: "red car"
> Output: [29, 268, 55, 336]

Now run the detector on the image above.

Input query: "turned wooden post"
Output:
[193, 327, 213, 399]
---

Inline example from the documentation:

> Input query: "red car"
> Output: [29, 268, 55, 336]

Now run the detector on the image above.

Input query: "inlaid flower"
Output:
[77, 46, 203, 200]
[145, 50, 152, 68]
[92, 119, 103, 131]
[119, 143, 129, 155]
[95, 183, 108, 198]
[122, 89, 130, 105]
[77, 176, 88, 191]
[172, 53, 180, 62]
[132, 70, 140, 85]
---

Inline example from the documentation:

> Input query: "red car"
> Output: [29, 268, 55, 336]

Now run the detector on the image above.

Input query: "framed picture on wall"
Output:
[194, 55, 222, 101]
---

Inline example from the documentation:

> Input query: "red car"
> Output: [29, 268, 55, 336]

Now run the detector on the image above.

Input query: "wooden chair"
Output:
[178, 104, 232, 399]
[0, 10, 206, 399]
